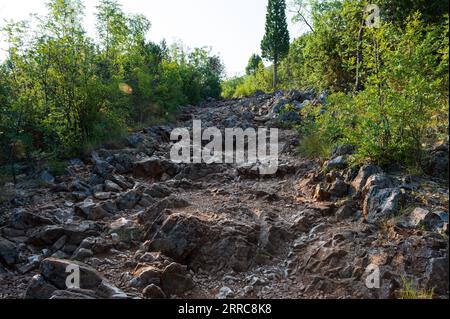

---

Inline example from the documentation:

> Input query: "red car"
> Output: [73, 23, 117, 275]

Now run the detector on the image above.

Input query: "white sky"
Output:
[0, 0, 304, 77]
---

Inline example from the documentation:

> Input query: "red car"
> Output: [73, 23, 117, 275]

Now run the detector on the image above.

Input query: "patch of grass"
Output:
[47, 158, 68, 176]
[400, 276, 434, 299]
[297, 133, 332, 159]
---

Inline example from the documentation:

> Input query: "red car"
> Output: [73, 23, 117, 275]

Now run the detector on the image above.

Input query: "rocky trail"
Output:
[0, 91, 448, 299]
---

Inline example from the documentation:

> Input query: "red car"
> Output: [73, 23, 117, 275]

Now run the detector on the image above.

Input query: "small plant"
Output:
[400, 276, 434, 299]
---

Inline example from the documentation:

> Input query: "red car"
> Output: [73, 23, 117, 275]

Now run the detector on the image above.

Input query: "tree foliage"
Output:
[261, 0, 290, 88]
[0, 0, 223, 168]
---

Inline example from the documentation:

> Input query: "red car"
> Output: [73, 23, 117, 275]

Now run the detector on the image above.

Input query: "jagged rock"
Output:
[327, 178, 349, 198]
[104, 180, 122, 193]
[133, 156, 177, 179]
[217, 287, 234, 299]
[143, 284, 167, 299]
[75, 200, 109, 220]
[117, 190, 141, 210]
[335, 204, 357, 221]
[291, 210, 316, 232]
[145, 213, 259, 272]
[351, 165, 382, 194]
[363, 187, 402, 223]
[424, 141, 449, 179]
[39, 258, 127, 299]
[313, 184, 330, 202]
[0, 236, 18, 267]
[50, 289, 98, 299]
[27, 225, 65, 246]
[132, 266, 162, 288]
[139, 196, 190, 224]
[323, 156, 348, 171]
[362, 174, 394, 195]
[425, 256, 449, 294]
[144, 184, 173, 198]
[40, 171, 55, 185]
[77, 237, 112, 255]
[10, 209, 55, 230]
[25, 274, 57, 299]
[110, 174, 133, 190]
[63, 221, 101, 245]
[408, 208, 448, 231]
[94, 192, 112, 200]
[161, 262, 194, 296]
[72, 248, 94, 261]
[92, 153, 115, 178]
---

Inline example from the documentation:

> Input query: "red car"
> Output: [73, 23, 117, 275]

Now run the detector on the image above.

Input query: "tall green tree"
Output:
[261, 0, 290, 89]
[245, 54, 263, 75]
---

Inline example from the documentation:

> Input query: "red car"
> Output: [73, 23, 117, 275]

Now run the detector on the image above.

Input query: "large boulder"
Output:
[425, 255, 449, 295]
[133, 156, 178, 179]
[0, 236, 18, 267]
[145, 213, 260, 272]
[75, 199, 109, 221]
[38, 258, 127, 299]
[161, 262, 194, 296]
[27, 225, 65, 246]
[25, 274, 58, 299]
[363, 187, 402, 223]
[351, 165, 382, 194]
[10, 209, 55, 230]
[407, 208, 448, 232]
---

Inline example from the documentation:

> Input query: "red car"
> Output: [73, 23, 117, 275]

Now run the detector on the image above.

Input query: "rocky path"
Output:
[0, 91, 448, 299]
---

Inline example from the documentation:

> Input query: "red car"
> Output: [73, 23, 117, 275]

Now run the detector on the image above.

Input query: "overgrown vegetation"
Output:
[222, 0, 449, 167]
[0, 0, 223, 173]
[400, 276, 434, 299]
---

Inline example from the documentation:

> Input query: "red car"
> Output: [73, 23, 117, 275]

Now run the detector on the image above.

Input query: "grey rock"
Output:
[25, 274, 57, 299]
[40, 258, 127, 298]
[133, 156, 177, 179]
[143, 284, 167, 299]
[0, 236, 18, 267]
[323, 156, 348, 171]
[336, 205, 356, 221]
[217, 287, 234, 299]
[161, 262, 194, 296]
[117, 190, 141, 210]
[104, 180, 122, 193]
[425, 256, 449, 294]
[75, 200, 109, 220]
[363, 187, 402, 223]
[40, 170, 55, 185]
[72, 248, 94, 261]
[133, 266, 162, 288]
[362, 174, 394, 195]
[351, 165, 382, 193]
[10, 209, 55, 230]
[27, 225, 65, 246]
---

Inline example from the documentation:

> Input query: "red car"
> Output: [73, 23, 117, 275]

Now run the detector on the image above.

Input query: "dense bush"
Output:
[0, 0, 223, 164]
[222, 0, 448, 167]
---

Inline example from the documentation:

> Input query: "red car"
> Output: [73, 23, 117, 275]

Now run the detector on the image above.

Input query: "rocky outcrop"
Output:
[27, 258, 127, 299]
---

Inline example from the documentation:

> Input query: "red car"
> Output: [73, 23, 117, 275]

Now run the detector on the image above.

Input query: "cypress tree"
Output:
[261, 0, 290, 89]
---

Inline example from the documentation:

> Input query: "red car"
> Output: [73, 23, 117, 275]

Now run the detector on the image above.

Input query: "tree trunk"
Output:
[353, 19, 365, 94]
[273, 58, 278, 90]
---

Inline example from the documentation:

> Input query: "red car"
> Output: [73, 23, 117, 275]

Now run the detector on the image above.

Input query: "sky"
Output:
[0, 0, 304, 77]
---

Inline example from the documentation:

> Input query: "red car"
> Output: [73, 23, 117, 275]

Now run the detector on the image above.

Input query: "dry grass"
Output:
[400, 276, 434, 299]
